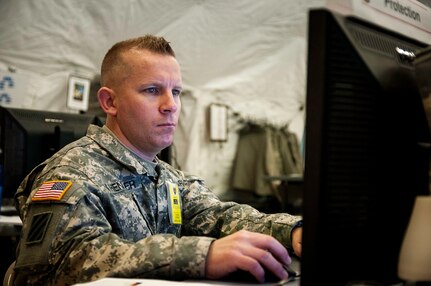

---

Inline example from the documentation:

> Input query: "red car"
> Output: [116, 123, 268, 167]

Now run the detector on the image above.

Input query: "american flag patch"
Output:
[32, 181, 73, 201]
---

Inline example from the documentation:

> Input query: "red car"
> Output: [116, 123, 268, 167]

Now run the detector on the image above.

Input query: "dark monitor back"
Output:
[0, 107, 102, 206]
[301, 9, 430, 286]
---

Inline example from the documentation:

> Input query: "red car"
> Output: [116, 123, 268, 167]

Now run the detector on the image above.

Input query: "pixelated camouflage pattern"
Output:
[14, 125, 301, 286]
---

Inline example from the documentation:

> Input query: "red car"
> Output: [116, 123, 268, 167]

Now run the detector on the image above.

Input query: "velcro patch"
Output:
[27, 212, 52, 244]
[32, 180, 73, 201]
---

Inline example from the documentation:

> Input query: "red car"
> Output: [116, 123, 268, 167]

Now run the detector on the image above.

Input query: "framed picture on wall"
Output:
[67, 75, 90, 111]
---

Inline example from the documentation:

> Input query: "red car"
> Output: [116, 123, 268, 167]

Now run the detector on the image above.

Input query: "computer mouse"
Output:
[223, 269, 259, 283]
[223, 264, 298, 283]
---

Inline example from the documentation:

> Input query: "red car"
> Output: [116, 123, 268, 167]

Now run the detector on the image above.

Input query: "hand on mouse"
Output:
[205, 230, 292, 283]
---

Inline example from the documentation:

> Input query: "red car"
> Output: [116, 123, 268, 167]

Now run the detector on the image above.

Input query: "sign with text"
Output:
[354, 0, 431, 33]
[326, 0, 431, 44]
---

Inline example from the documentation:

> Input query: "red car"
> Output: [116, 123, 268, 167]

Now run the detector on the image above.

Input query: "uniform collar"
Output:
[86, 124, 159, 178]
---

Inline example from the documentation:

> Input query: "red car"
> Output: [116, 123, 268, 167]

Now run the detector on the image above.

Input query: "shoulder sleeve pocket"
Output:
[15, 182, 85, 272]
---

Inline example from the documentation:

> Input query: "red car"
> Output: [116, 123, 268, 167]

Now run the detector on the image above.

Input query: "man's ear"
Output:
[97, 87, 117, 116]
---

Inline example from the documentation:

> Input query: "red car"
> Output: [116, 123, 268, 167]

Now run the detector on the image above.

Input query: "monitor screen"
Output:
[301, 9, 430, 286]
[0, 107, 102, 207]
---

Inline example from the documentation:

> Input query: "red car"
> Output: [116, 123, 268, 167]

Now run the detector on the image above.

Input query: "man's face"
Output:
[109, 49, 182, 160]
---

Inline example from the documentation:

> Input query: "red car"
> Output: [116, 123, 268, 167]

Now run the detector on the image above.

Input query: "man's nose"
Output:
[160, 92, 178, 113]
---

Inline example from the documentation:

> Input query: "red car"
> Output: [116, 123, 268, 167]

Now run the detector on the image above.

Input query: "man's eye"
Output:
[145, 87, 158, 94]
[172, 89, 182, 96]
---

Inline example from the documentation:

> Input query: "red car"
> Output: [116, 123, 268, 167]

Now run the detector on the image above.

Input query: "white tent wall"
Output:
[0, 0, 325, 196]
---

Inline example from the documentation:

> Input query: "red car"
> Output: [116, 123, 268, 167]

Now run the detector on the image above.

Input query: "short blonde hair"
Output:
[100, 35, 176, 86]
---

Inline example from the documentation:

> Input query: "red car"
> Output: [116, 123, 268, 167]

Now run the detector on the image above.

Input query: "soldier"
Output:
[13, 35, 302, 286]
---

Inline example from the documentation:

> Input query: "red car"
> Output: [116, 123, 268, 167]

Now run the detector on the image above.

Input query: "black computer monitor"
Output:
[0, 107, 102, 207]
[301, 9, 430, 286]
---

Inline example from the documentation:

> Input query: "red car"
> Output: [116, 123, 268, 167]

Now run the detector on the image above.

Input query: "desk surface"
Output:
[72, 277, 300, 286]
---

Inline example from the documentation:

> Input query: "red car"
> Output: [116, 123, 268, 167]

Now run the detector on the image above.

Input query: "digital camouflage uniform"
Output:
[14, 125, 302, 286]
